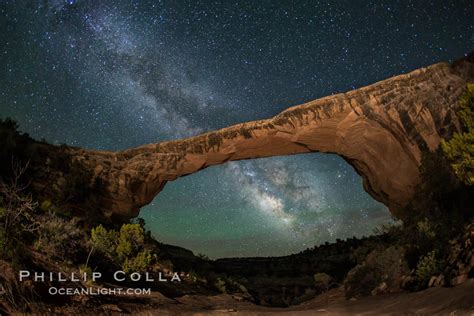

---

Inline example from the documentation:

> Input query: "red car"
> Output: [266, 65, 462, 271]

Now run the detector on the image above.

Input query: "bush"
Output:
[91, 224, 119, 261]
[442, 133, 474, 185]
[441, 83, 474, 185]
[351, 241, 380, 265]
[116, 224, 145, 261]
[344, 246, 409, 298]
[35, 213, 84, 261]
[344, 264, 378, 298]
[399, 147, 473, 267]
[416, 218, 436, 239]
[79, 264, 94, 286]
[123, 249, 153, 274]
[313, 272, 332, 291]
[188, 270, 207, 284]
[214, 277, 227, 294]
[40, 200, 53, 213]
[39, 200, 71, 219]
[90, 223, 156, 273]
[415, 250, 444, 288]
[0, 163, 38, 259]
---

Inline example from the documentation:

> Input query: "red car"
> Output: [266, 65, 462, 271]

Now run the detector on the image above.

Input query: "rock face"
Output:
[70, 54, 474, 220]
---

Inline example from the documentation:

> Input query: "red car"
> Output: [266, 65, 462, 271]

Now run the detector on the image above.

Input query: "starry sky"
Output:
[1, 1, 473, 258]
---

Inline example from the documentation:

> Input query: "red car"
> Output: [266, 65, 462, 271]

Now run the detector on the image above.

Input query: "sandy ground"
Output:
[6, 279, 473, 315]
[118, 279, 474, 316]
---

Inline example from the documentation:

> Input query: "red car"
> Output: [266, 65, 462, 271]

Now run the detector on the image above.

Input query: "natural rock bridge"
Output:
[69, 54, 473, 219]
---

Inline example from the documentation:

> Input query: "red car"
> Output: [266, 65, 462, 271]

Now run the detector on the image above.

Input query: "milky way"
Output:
[1, 1, 473, 258]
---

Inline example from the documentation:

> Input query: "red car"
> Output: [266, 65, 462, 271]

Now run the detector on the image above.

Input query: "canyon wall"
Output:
[70, 53, 474, 219]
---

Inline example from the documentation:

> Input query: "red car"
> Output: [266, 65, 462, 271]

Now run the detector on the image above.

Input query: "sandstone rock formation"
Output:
[70, 53, 474, 219]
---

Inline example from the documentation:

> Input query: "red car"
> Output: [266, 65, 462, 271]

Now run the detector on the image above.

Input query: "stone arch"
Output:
[73, 55, 474, 219]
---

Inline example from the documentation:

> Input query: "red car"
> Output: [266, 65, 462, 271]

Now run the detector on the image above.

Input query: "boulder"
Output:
[451, 274, 468, 286]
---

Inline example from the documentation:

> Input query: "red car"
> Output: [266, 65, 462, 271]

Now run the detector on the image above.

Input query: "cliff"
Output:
[66, 53, 474, 219]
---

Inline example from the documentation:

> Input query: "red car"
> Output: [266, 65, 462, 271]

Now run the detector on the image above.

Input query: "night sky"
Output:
[1, 1, 473, 258]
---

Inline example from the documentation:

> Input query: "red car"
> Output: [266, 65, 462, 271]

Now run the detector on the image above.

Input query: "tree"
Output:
[90, 223, 155, 273]
[0, 160, 38, 258]
[116, 224, 145, 261]
[91, 224, 119, 261]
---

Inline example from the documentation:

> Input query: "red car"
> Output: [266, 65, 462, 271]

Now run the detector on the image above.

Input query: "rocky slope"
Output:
[67, 53, 474, 219]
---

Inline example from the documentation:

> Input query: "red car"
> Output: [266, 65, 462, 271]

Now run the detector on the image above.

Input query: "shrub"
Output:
[442, 133, 474, 185]
[79, 264, 94, 286]
[116, 224, 145, 261]
[351, 242, 380, 265]
[400, 147, 473, 266]
[344, 246, 409, 298]
[90, 223, 156, 274]
[35, 213, 84, 261]
[416, 218, 436, 239]
[415, 250, 444, 288]
[39, 200, 71, 218]
[441, 83, 474, 185]
[187, 270, 208, 284]
[122, 249, 153, 273]
[214, 277, 227, 293]
[344, 264, 378, 298]
[90, 225, 119, 261]
[40, 200, 53, 213]
[313, 272, 332, 291]
[0, 163, 38, 258]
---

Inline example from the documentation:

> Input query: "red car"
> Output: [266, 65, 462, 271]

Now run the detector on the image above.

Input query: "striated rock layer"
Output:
[69, 54, 474, 219]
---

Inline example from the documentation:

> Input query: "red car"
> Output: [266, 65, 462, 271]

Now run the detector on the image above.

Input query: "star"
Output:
[0, 0, 472, 258]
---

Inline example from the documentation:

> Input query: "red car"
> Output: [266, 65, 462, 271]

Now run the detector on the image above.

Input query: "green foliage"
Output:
[90, 223, 155, 273]
[214, 277, 227, 294]
[415, 250, 444, 288]
[313, 272, 332, 291]
[399, 147, 473, 268]
[187, 270, 207, 284]
[40, 200, 53, 213]
[457, 83, 474, 130]
[122, 249, 153, 274]
[79, 264, 94, 285]
[441, 83, 474, 185]
[416, 218, 436, 239]
[91, 224, 119, 260]
[441, 133, 474, 185]
[116, 224, 145, 261]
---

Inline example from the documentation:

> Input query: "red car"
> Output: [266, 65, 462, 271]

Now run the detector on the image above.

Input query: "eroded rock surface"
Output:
[69, 54, 474, 219]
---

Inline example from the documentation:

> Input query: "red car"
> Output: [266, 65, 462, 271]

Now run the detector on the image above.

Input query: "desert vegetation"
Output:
[0, 84, 472, 312]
